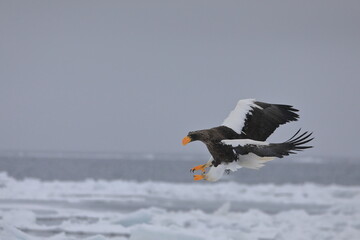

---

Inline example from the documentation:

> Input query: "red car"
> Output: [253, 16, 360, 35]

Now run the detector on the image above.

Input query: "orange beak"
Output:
[182, 136, 192, 146]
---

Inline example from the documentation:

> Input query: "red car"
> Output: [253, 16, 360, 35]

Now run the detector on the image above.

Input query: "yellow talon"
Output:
[191, 164, 207, 173]
[193, 175, 204, 181]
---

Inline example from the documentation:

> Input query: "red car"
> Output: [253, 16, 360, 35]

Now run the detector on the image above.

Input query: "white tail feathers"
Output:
[237, 153, 275, 169]
[204, 153, 276, 182]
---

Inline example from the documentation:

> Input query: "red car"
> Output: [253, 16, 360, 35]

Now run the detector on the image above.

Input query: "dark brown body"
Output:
[187, 126, 240, 166]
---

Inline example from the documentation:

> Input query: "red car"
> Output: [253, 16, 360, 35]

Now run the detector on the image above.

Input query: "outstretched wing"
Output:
[222, 99, 299, 141]
[205, 130, 313, 182]
[222, 129, 314, 158]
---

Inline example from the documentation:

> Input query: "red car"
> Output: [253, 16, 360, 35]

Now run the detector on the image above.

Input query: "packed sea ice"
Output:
[0, 172, 359, 240]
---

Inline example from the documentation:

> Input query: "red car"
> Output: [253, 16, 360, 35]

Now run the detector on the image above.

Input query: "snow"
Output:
[130, 225, 204, 240]
[1, 172, 360, 240]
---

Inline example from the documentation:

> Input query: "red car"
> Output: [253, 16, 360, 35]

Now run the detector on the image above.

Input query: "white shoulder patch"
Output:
[222, 99, 262, 134]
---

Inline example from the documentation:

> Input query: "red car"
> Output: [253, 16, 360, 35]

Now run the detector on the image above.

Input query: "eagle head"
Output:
[182, 130, 207, 146]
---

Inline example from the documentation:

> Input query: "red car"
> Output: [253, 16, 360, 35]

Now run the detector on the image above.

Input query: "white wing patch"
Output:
[222, 99, 262, 134]
[221, 139, 269, 147]
[221, 139, 273, 170]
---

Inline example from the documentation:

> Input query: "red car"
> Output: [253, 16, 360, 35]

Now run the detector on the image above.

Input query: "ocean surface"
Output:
[0, 153, 359, 185]
[0, 153, 359, 240]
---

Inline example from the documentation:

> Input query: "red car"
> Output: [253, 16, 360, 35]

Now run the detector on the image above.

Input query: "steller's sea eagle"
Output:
[182, 99, 313, 182]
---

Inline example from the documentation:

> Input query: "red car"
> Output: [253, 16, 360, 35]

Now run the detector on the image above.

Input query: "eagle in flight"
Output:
[182, 99, 313, 182]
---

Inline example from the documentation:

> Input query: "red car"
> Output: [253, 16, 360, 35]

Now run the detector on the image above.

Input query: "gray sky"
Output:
[1, 1, 359, 158]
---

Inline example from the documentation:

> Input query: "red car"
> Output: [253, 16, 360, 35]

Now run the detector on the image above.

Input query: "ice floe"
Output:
[0, 172, 360, 240]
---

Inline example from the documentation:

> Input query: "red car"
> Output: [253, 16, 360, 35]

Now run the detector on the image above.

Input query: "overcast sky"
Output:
[1, 1, 359, 158]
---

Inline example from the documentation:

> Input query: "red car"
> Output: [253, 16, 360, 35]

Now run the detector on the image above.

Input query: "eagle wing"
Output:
[222, 99, 299, 141]
[222, 129, 313, 159]
[204, 130, 313, 181]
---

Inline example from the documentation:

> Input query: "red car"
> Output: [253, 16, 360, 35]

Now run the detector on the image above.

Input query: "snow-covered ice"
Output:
[0, 172, 360, 240]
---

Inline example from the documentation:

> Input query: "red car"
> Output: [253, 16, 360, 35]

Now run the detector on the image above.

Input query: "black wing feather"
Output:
[240, 101, 299, 141]
[234, 130, 314, 158]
